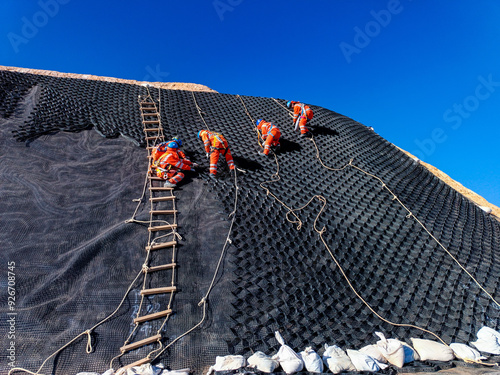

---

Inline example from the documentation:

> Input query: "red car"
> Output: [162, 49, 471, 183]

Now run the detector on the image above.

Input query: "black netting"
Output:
[0, 70, 499, 375]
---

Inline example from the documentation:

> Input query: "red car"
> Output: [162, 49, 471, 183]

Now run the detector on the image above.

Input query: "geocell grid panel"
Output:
[1, 70, 499, 373]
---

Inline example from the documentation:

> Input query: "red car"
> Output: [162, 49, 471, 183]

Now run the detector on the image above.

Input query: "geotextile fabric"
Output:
[0, 70, 499, 375]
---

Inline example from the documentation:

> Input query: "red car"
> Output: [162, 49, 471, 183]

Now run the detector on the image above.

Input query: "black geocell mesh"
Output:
[0, 70, 499, 375]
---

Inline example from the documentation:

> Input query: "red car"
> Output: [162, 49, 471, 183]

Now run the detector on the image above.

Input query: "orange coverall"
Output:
[291, 101, 313, 134]
[200, 130, 235, 176]
[257, 121, 281, 155]
[154, 148, 193, 185]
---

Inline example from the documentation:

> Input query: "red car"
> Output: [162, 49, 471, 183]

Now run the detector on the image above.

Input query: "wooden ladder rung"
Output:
[144, 128, 160, 132]
[150, 186, 173, 191]
[150, 210, 177, 215]
[145, 136, 159, 141]
[133, 309, 172, 324]
[148, 176, 164, 181]
[148, 224, 177, 232]
[117, 357, 151, 374]
[143, 120, 160, 124]
[146, 263, 177, 273]
[146, 240, 177, 251]
[150, 196, 175, 202]
[141, 286, 177, 296]
[120, 334, 161, 353]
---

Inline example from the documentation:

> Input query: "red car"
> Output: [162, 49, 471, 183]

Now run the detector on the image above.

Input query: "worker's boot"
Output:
[164, 181, 176, 188]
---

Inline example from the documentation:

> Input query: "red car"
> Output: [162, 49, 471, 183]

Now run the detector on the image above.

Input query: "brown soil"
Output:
[0, 65, 216, 93]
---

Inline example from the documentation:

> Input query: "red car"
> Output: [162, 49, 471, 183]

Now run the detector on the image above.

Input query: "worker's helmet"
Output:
[197, 130, 206, 139]
[256, 119, 263, 126]
[156, 141, 169, 152]
[286, 101, 293, 109]
[172, 136, 182, 147]
[166, 141, 178, 150]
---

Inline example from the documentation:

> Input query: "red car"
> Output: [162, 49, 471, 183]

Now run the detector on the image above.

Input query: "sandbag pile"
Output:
[204, 326, 499, 374]
[74, 327, 499, 375]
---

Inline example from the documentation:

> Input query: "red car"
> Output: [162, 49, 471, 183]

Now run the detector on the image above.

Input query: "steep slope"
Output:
[0, 69, 499, 375]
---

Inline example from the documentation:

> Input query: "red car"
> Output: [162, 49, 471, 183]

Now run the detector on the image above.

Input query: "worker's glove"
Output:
[206, 153, 209, 159]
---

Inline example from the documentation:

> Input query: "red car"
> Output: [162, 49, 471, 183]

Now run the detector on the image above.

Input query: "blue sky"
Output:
[1, 0, 499, 207]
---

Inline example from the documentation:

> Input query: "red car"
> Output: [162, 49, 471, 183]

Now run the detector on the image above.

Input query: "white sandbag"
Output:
[247, 351, 279, 373]
[375, 332, 405, 368]
[271, 331, 303, 374]
[346, 349, 380, 372]
[401, 342, 420, 363]
[450, 343, 486, 362]
[298, 347, 323, 373]
[410, 338, 455, 362]
[161, 369, 190, 375]
[471, 326, 500, 354]
[124, 364, 162, 375]
[359, 345, 387, 363]
[206, 355, 246, 375]
[359, 345, 389, 369]
[322, 344, 356, 374]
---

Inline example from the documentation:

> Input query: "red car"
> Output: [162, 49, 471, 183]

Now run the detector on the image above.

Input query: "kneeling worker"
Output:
[256, 119, 281, 156]
[153, 141, 197, 188]
[197, 129, 235, 178]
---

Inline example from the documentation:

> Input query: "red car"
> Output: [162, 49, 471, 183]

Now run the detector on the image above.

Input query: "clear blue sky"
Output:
[2, 0, 499, 207]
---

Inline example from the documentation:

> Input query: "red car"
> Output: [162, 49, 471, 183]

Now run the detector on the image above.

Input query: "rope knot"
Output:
[85, 330, 93, 353]
[198, 297, 207, 306]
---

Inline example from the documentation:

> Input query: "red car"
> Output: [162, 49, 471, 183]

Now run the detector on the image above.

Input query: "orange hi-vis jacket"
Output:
[200, 131, 227, 153]
[291, 101, 313, 134]
[156, 150, 193, 172]
[154, 148, 193, 183]
[200, 130, 235, 175]
[257, 120, 281, 155]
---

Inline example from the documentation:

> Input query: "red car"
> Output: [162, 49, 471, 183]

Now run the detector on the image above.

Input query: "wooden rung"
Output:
[120, 334, 161, 353]
[117, 357, 151, 374]
[145, 136, 159, 141]
[150, 196, 175, 202]
[148, 224, 177, 232]
[149, 186, 173, 191]
[146, 263, 177, 273]
[141, 286, 177, 296]
[146, 240, 177, 251]
[144, 128, 160, 132]
[143, 120, 160, 124]
[133, 309, 172, 324]
[150, 210, 177, 215]
[148, 176, 163, 181]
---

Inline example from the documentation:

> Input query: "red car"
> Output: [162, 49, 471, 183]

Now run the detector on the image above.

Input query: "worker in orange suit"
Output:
[287, 100, 313, 137]
[197, 129, 235, 178]
[153, 141, 197, 188]
[256, 119, 281, 156]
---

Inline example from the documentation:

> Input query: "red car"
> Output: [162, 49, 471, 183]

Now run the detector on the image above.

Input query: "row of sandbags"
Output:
[206, 327, 500, 374]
